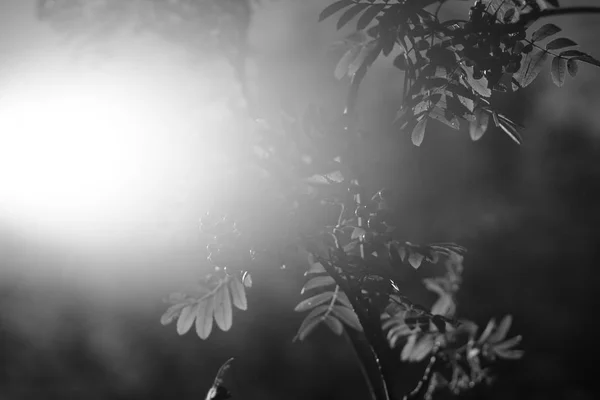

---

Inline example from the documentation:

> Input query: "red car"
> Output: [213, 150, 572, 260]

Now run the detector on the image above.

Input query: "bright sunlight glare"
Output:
[0, 72, 164, 231]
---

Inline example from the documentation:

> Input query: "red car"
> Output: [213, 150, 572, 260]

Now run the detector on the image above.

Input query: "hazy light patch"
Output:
[0, 72, 156, 225]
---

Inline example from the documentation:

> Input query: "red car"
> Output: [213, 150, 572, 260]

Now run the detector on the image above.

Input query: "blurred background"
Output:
[1, 1, 600, 399]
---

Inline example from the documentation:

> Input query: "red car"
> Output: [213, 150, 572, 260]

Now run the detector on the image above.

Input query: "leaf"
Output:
[295, 291, 335, 312]
[408, 251, 424, 269]
[294, 304, 330, 341]
[161, 303, 187, 326]
[531, 23, 561, 42]
[469, 108, 489, 141]
[477, 318, 496, 344]
[348, 40, 380, 78]
[461, 65, 492, 97]
[575, 54, 600, 68]
[324, 315, 344, 335]
[503, 8, 516, 23]
[494, 348, 524, 359]
[409, 335, 435, 361]
[517, 49, 549, 88]
[488, 315, 513, 343]
[319, 0, 354, 22]
[337, 3, 370, 30]
[229, 276, 247, 311]
[401, 334, 417, 360]
[336, 291, 354, 309]
[356, 3, 386, 30]
[196, 296, 215, 339]
[493, 334, 522, 351]
[499, 119, 523, 144]
[305, 261, 326, 275]
[332, 305, 363, 331]
[214, 284, 233, 331]
[431, 294, 455, 317]
[177, 303, 198, 335]
[335, 46, 362, 80]
[242, 271, 252, 288]
[546, 38, 577, 51]
[567, 59, 579, 77]
[551, 56, 567, 87]
[411, 117, 428, 147]
[301, 275, 336, 294]
[294, 315, 324, 341]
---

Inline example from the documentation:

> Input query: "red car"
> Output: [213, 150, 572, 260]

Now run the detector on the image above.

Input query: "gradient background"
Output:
[1, 1, 600, 400]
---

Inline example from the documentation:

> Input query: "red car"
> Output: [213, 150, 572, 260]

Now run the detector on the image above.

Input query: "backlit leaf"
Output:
[469, 108, 489, 141]
[409, 335, 435, 361]
[324, 315, 344, 335]
[411, 117, 428, 147]
[196, 296, 215, 339]
[348, 40, 380, 78]
[336, 291, 354, 309]
[408, 251, 424, 269]
[214, 284, 233, 331]
[294, 291, 335, 312]
[494, 348, 524, 359]
[335, 46, 362, 80]
[551, 56, 567, 87]
[177, 303, 198, 335]
[161, 303, 187, 326]
[531, 23, 561, 42]
[242, 271, 252, 288]
[319, 0, 354, 22]
[332, 305, 363, 331]
[516, 48, 549, 88]
[401, 335, 417, 360]
[477, 318, 496, 344]
[294, 315, 324, 341]
[488, 315, 513, 343]
[229, 276, 247, 311]
[301, 275, 336, 294]
[294, 304, 330, 341]
[499, 119, 523, 145]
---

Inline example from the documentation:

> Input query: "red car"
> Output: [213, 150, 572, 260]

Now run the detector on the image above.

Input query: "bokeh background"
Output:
[1, 1, 600, 400]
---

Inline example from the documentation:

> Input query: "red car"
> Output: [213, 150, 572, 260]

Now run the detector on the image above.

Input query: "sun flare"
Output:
[0, 73, 160, 228]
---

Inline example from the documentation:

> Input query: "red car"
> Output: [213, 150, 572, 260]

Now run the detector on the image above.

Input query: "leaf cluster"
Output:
[323, 0, 600, 145]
